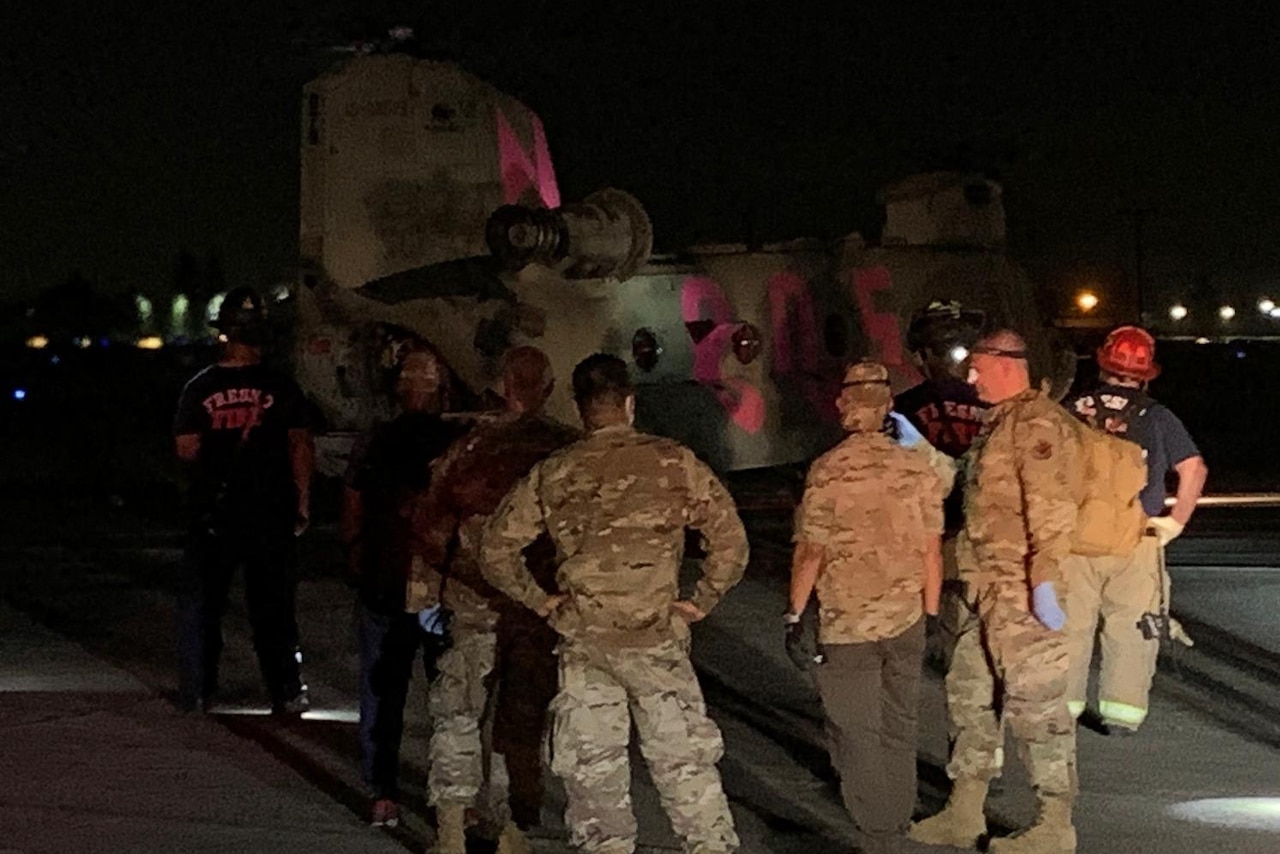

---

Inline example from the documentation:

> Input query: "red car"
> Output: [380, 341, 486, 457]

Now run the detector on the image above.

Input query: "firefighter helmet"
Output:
[1096, 325, 1161, 382]
[213, 287, 268, 335]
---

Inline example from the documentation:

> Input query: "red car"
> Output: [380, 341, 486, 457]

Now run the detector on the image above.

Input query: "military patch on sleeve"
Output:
[1031, 439, 1054, 460]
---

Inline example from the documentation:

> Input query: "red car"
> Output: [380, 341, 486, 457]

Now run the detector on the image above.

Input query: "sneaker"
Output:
[370, 798, 400, 828]
[179, 689, 217, 714]
[272, 688, 310, 716]
[179, 696, 206, 714]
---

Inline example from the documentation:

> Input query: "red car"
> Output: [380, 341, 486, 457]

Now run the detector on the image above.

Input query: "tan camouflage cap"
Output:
[842, 359, 890, 387]
[839, 359, 891, 429]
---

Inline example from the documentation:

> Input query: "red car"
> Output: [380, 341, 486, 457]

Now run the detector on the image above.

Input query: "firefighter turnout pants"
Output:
[1061, 534, 1164, 731]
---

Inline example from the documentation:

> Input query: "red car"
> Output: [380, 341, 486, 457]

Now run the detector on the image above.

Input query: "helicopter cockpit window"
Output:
[430, 103, 456, 126]
[823, 313, 850, 358]
[307, 94, 321, 145]
[731, 323, 762, 365]
[963, 182, 992, 207]
[631, 328, 661, 372]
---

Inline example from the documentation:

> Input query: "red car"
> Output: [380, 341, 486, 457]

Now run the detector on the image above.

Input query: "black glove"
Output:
[784, 611, 821, 671]
[924, 613, 952, 671]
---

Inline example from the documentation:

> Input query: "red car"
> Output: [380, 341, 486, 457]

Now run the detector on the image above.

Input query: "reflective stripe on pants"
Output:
[1062, 535, 1162, 728]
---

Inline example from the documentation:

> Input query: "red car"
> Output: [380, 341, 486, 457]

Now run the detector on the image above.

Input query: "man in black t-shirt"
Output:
[173, 287, 314, 714]
[893, 302, 989, 675]
[339, 343, 462, 827]
[895, 301, 989, 463]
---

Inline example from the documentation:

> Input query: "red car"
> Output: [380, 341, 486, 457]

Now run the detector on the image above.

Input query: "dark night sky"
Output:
[3, 1, 1278, 313]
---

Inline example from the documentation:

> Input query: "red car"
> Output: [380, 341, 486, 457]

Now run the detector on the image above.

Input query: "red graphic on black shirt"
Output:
[202, 388, 275, 432]
[911, 400, 984, 458]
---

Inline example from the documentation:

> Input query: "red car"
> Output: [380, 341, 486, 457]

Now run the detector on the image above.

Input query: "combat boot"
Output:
[987, 793, 1075, 854]
[907, 777, 988, 849]
[432, 803, 467, 854]
[495, 822, 533, 854]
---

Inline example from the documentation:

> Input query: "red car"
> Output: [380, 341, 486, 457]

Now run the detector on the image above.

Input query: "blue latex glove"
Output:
[889, 412, 925, 448]
[417, 605, 448, 636]
[1032, 582, 1066, 631]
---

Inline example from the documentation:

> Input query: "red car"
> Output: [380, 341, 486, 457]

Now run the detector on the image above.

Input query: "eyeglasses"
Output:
[969, 345, 1027, 359]
[841, 379, 889, 389]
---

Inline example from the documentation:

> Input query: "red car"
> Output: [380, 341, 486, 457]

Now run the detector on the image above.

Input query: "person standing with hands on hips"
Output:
[481, 354, 749, 854]
[1061, 326, 1208, 734]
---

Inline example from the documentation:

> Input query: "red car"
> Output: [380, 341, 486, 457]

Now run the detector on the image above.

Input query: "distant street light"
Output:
[206, 293, 226, 324]
[1270, 307, 1280, 319]
[1076, 291, 1100, 312]
[1259, 298, 1275, 314]
[1219, 306, 1236, 321]
[1169, 305, 1188, 321]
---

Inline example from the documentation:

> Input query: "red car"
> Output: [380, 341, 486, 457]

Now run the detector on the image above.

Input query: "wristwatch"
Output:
[783, 611, 801, 625]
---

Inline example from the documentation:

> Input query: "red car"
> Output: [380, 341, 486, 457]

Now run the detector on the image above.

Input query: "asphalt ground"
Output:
[1, 339, 1278, 851]
[2, 503, 1279, 853]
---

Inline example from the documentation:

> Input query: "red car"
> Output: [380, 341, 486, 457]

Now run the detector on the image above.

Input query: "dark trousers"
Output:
[815, 618, 927, 852]
[358, 603, 447, 799]
[493, 615, 559, 829]
[177, 527, 303, 708]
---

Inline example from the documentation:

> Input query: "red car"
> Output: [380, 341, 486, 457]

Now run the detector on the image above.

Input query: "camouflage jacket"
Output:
[962, 388, 1081, 594]
[795, 432, 949, 643]
[411, 413, 579, 628]
[480, 424, 749, 648]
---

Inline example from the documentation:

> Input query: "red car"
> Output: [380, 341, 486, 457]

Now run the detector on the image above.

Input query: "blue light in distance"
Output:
[13, 389, 27, 401]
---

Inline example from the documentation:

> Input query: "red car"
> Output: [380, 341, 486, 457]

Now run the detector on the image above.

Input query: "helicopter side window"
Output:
[823, 313, 850, 358]
[307, 94, 321, 145]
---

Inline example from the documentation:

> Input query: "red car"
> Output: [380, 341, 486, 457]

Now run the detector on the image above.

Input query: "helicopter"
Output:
[289, 50, 1074, 477]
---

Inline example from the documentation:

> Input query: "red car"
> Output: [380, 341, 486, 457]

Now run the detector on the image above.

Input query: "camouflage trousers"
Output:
[427, 628, 510, 821]
[549, 639, 738, 854]
[1061, 534, 1165, 729]
[942, 584, 1076, 798]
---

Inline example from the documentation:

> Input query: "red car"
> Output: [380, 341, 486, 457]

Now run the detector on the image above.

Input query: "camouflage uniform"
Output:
[919, 388, 1081, 852]
[938, 535, 1006, 782]
[415, 413, 578, 824]
[481, 424, 749, 854]
[795, 428, 948, 851]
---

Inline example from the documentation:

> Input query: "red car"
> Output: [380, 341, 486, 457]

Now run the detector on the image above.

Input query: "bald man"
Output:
[911, 330, 1083, 854]
[414, 346, 579, 854]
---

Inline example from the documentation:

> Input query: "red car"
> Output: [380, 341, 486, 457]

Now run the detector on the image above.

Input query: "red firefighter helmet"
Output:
[1096, 325, 1161, 381]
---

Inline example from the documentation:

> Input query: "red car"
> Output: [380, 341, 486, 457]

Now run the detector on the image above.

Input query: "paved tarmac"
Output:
[1, 510, 1279, 853]
[0, 602, 406, 854]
